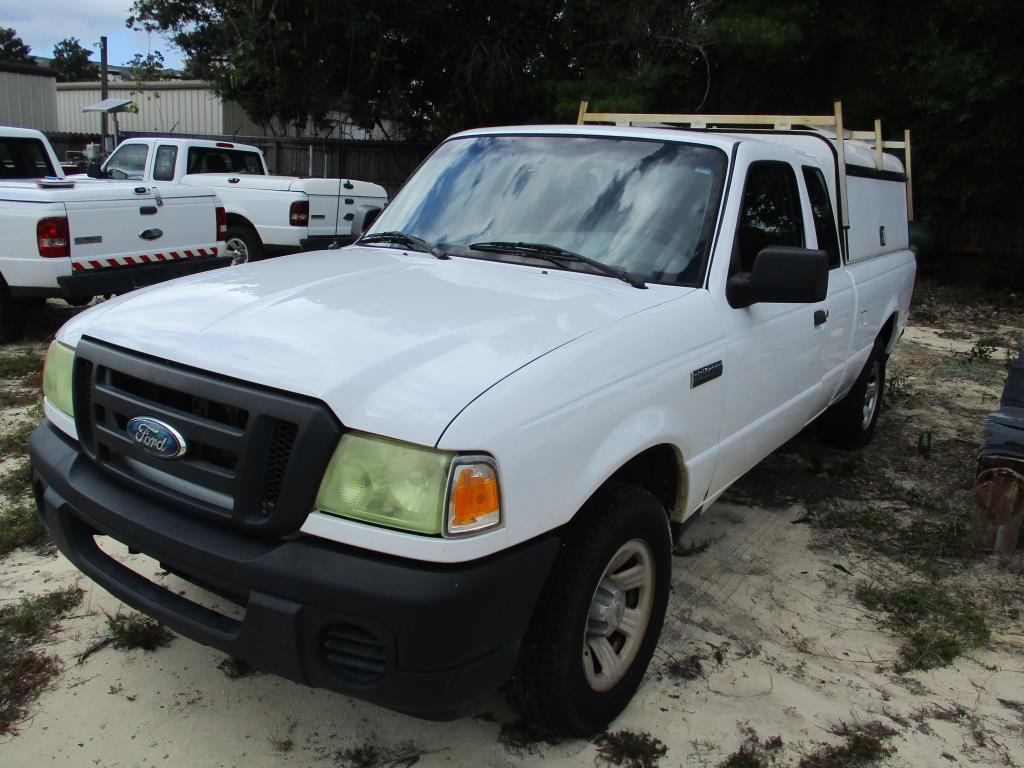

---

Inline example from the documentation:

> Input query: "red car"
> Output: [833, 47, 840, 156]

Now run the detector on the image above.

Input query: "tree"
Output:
[0, 27, 33, 64]
[126, 0, 710, 139]
[125, 50, 168, 81]
[52, 37, 99, 82]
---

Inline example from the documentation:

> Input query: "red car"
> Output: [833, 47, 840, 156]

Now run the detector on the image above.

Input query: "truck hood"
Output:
[59, 247, 684, 446]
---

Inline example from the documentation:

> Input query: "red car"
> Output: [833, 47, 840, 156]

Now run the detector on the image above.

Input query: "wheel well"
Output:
[225, 212, 256, 232]
[609, 444, 684, 516]
[878, 312, 898, 354]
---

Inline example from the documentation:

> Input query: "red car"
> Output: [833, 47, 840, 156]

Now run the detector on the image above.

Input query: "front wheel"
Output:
[506, 482, 671, 735]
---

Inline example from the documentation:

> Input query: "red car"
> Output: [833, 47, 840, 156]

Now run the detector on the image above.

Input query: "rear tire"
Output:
[506, 482, 671, 736]
[0, 285, 28, 342]
[820, 340, 886, 448]
[224, 223, 264, 265]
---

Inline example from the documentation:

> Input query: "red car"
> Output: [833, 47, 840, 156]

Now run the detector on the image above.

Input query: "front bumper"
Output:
[30, 421, 559, 719]
[56, 257, 229, 300]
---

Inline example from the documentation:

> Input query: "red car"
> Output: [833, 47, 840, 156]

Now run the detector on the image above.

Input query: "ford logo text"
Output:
[126, 416, 187, 459]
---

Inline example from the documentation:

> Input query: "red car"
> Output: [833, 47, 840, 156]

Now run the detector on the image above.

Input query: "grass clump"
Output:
[719, 733, 784, 767]
[0, 501, 46, 556]
[855, 581, 990, 671]
[105, 611, 174, 651]
[0, 421, 34, 458]
[218, 656, 256, 679]
[594, 730, 667, 768]
[0, 459, 33, 498]
[0, 353, 42, 380]
[0, 585, 83, 734]
[797, 722, 896, 767]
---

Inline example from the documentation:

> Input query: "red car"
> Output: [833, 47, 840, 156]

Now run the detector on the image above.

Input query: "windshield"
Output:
[371, 134, 728, 286]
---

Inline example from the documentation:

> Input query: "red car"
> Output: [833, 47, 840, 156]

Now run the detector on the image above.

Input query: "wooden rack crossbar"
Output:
[577, 100, 914, 223]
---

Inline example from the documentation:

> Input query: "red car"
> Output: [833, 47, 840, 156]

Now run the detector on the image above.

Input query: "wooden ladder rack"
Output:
[576, 100, 913, 224]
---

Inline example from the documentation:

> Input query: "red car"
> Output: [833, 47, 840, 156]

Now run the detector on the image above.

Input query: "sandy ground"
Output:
[2, 295, 1024, 767]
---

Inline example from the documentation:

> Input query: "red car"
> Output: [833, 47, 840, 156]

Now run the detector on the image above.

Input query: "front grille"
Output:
[322, 624, 388, 684]
[73, 337, 341, 536]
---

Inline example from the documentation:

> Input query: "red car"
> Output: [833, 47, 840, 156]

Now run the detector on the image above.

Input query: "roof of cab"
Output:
[0, 125, 49, 140]
[451, 124, 741, 153]
[122, 137, 263, 153]
[451, 123, 904, 174]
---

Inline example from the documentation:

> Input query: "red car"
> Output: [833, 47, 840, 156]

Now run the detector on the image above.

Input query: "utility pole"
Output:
[100, 36, 109, 153]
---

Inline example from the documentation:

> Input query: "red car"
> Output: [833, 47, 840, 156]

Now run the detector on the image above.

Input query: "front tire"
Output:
[506, 482, 671, 735]
[224, 223, 264, 265]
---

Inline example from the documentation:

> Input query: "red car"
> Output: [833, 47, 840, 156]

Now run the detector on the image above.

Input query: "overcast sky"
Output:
[2, 0, 186, 68]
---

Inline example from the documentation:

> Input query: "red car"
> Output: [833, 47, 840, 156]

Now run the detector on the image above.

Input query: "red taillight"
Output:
[289, 200, 309, 227]
[215, 206, 227, 241]
[215, 142, 234, 148]
[37, 216, 70, 258]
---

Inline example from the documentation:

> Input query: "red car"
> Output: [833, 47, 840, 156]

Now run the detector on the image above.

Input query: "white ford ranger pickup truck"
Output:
[86, 137, 388, 263]
[30, 118, 915, 735]
[0, 126, 227, 341]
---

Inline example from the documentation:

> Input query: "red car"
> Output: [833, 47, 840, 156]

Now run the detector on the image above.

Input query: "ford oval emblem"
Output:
[126, 416, 187, 459]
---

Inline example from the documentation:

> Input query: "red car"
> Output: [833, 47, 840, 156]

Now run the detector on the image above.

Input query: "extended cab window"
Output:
[186, 148, 264, 175]
[105, 144, 149, 180]
[0, 138, 56, 178]
[153, 145, 178, 181]
[734, 161, 804, 273]
[802, 166, 841, 268]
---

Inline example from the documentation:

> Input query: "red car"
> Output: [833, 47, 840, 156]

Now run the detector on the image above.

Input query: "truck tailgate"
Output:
[64, 186, 220, 267]
[294, 178, 388, 238]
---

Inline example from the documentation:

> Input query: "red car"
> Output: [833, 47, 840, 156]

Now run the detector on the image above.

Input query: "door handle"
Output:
[814, 309, 829, 326]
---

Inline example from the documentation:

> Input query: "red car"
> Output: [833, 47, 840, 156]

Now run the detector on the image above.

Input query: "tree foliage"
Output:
[52, 37, 99, 82]
[128, 0, 1024, 224]
[125, 50, 169, 81]
[0, 27, 33, 64]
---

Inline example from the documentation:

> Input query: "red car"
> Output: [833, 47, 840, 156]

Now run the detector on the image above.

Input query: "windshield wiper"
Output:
[468, 241, 646, 289]
[358, 231, 450, 260]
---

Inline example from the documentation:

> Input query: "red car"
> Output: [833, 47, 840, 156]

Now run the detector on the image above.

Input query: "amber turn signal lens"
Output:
[447, 462, 500, 534]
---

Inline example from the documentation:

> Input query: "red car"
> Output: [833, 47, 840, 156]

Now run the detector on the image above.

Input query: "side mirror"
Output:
[86, 161, 103, 179]
[727, 246, 828, 308]
[349, 204, 384, 241]
[107, 168, 127, 180]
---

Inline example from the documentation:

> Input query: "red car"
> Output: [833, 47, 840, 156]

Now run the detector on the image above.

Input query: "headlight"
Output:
[43, 341, 75, 418]
[315, 433, 501, 536]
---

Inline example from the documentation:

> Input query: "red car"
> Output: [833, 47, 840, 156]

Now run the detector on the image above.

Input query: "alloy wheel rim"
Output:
[862, 361, 881, 430]
[582, 539, 655, 692]
[226, 237, 249, 265]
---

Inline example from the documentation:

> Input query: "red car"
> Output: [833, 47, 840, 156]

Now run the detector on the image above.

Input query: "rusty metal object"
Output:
[974, 457, 1024, 555]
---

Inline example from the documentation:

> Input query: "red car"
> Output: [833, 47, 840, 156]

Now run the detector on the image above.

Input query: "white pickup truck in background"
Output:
[0, 126, 227, 341]
[87, 138, 389, 264]
[31, 106, 916, 735]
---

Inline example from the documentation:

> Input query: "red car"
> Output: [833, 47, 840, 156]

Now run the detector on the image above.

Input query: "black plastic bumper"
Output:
[56, 257, 229, 300]
[30, 421, 559, 719]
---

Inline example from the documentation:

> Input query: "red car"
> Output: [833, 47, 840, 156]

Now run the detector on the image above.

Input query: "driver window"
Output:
[733, 161, 804, 273]
[105, 144, 149, 180]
